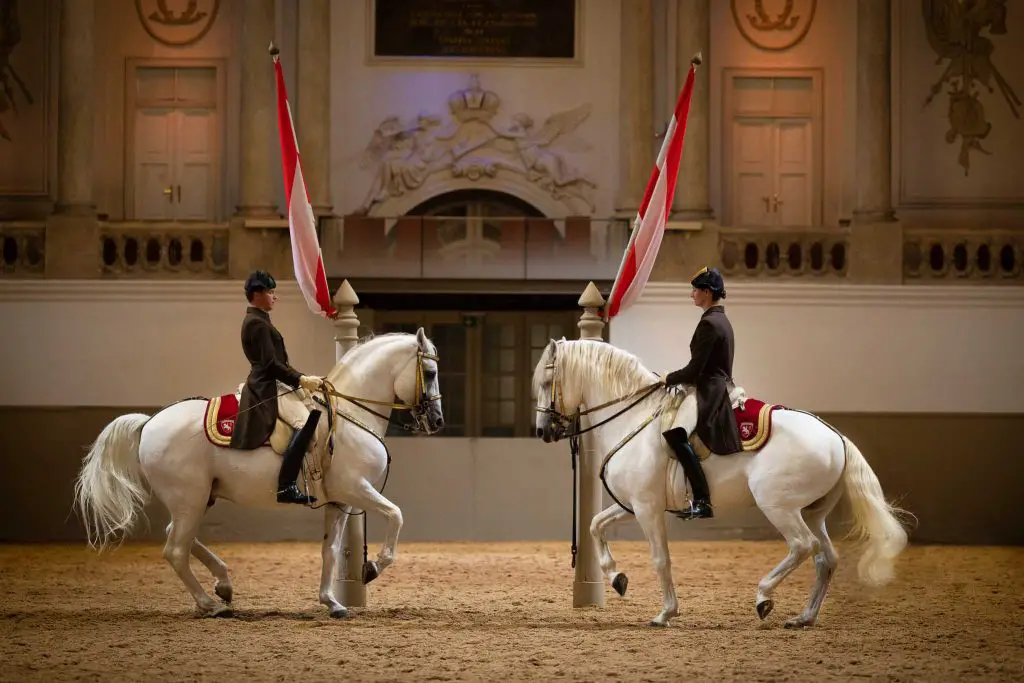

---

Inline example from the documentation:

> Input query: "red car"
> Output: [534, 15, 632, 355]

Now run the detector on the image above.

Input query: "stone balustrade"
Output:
[98, 223, 230, 278]
[0, 222, 46, 278]
[718, 228, 849, 279]
[903, 229, 1022, 284]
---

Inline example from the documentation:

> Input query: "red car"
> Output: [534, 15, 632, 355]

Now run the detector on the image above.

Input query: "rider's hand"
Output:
[299, 375, 324, 393]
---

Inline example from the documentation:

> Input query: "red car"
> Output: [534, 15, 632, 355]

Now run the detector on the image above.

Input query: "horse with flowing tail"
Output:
[533, 338, 909, 628]
[74, 329, 444, 618]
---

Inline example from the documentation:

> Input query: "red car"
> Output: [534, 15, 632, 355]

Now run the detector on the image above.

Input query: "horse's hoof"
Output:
[362, 560, 380, 584]
[648, 619, 668, 628]
[214, 583, 233, 604]
[612, 573, 628, 597]
[756, 599, 774, 620]
[784, 616, 812, 629]
[329, 604, 349, 619]
[199, 603, 233, 618]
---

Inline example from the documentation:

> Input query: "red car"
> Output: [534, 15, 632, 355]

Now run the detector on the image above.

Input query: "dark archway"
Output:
[405, 189, 546, 218]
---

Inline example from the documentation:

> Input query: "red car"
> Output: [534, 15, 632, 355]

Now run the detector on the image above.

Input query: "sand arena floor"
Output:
[1, 540, 1021, 682]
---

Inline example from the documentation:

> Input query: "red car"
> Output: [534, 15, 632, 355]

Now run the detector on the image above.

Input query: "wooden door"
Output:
[174, 108, 217, 220]
[732, 119, 775, 226]
[774, 119, 814, 226]
[133, 108, 176, 220]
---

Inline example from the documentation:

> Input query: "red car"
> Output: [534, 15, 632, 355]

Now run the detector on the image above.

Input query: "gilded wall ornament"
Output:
[0, 0, 33, 142]
[922, 0, 1020, 175]
[730, 0, 817, 51]
[134, 0, 221, 47]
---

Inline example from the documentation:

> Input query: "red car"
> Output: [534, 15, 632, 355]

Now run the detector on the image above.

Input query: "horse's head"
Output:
[394, 327, 444, 435]
[532, 338, 577, 443]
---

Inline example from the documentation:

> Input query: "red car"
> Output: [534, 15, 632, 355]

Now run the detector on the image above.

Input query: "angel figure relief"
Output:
[0, 0, 34, 142]
[500, 104, 597, 211]
[922, 0, 1021, 175]
[355, 112, 448, 215]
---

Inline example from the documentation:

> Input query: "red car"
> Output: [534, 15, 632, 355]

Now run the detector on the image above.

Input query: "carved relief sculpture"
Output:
[730, 0, 817, 51]
[134, 0, 221, 47]
[0, 0, 32, 142]
[923, 0, 1021, 175]
[355, 74, 596, 215]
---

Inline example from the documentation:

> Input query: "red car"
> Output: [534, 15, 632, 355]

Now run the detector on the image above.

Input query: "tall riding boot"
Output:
[277, 409, 321, 505]
[662, 427, 714, 520]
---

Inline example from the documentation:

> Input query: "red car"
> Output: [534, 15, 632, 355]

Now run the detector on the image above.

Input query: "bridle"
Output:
[319, 348, 442, 437]
[535, 340, 667, 569]
[535, 340, 664, 441]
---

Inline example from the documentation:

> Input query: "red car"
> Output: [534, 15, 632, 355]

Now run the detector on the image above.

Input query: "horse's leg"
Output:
[785, 488, 843, 628]
[190, 539, 233, 604]
[589, 503, 633, 597]
[632, 502, 678, 627]
[753, 505, 819, 622]
[163, 505, 229, 617]
[318, 504, 350, 618]
[345, 480, 403, 584]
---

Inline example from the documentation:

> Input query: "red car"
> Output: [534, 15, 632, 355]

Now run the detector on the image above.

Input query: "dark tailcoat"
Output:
[664, 305, 744, 455]
[230, 307, 304, 450]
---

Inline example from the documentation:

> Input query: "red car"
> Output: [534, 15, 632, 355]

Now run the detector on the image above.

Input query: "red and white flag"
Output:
[605, 55, 701, 321]
[272, 51, 337, 320]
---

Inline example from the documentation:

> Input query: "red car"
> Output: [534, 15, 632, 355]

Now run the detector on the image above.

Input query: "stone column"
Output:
[332, 280, 366, 608]
[853, 0, 895, 223]
[616, 0, 655, 214]
[573, 282, 606, 609]
[236, 0, 279, 218]
[672, 0, 713, 221]
[54, 0, 95, 215]
[297, 0, 332, 217]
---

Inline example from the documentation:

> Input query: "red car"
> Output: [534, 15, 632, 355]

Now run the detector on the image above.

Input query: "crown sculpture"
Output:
[356, 74, 597, 215]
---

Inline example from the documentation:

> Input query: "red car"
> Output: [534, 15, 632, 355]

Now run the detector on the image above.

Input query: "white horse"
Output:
[533, 338, 910, 628]
[74, 329, 444, 618]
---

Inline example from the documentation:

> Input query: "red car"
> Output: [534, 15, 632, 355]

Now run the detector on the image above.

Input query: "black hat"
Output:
[244, 270, 277, 298]
[690, 266, 726, 299]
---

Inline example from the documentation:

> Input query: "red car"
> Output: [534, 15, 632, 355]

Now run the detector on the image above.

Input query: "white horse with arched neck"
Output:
[74, 329, 444, 618]
[532, 338, 910, 628]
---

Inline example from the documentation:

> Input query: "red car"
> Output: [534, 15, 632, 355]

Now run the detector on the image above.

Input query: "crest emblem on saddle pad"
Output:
[218, 419, 234, 434]
[739, 422, 755, 440]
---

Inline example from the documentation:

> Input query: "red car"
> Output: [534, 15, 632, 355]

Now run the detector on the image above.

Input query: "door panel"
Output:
[732, 120, 775, 226]
[775, 120, 814, 226]
[175, 109, 217, 220]
[133, 108, 175, 220]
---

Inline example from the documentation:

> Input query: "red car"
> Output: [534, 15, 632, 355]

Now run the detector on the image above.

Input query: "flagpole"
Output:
[604, 51, 702, 322]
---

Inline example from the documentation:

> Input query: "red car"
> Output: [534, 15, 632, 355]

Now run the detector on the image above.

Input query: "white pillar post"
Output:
[573, 282, 607, 608]
[331, 279, 366, 607]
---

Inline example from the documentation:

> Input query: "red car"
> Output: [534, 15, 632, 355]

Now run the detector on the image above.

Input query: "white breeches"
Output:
[669, 389, 698, 435]
[277, 382, 311, 431]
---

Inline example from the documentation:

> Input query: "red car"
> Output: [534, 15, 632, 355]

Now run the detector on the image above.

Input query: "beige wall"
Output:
[1, 279, 1021, 546]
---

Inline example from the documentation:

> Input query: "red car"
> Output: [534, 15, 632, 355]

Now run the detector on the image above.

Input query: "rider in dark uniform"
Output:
[661, 266, 743, 520]
[230, 270, 322, 505]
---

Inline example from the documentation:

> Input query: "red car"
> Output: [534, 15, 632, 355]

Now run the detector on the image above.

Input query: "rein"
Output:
[537, 344, 667, 565]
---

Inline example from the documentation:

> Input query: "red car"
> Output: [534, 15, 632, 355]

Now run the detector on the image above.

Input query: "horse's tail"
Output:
[73, 413, 152, 551]
[840, 434, 910, 586]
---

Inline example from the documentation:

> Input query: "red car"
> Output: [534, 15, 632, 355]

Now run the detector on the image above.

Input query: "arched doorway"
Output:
[405, 189, 548, 276]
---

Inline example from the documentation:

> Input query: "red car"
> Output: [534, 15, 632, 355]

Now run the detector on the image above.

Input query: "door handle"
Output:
[762, 195, 770, 212]
[176, 185, 181, 202]
[772, 193, 783, 212]
[163, 186, 173, 201]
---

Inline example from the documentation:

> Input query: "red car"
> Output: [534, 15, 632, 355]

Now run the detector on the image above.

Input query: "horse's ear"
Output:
[546, 338, 557, 353]
[416, 326, 427, 346]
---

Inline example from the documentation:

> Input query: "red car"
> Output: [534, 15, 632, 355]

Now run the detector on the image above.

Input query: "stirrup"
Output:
[277, 483, 316, 505]
[675, 499, 714, 520]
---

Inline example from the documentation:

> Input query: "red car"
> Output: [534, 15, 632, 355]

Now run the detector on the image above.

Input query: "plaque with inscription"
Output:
[372, 0, 577, 60]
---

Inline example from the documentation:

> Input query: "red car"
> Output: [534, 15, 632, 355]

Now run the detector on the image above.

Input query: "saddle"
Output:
[660, 384, 784, 460]
[201, 385, 305, 455]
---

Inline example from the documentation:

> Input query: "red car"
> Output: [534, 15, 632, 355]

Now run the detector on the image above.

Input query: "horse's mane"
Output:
[341, 331, 432, 361]
[533, 339, 664, 404]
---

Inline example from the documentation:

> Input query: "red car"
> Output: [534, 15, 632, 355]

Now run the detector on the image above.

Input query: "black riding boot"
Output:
[277, 409, 321, 505]
[662, 427, 714, 520]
